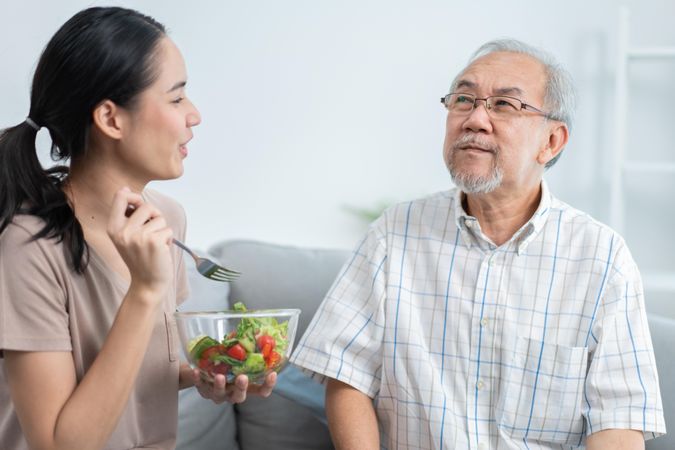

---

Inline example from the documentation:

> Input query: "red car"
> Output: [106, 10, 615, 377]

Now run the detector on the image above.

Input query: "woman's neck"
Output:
[65, 160, 146, 231]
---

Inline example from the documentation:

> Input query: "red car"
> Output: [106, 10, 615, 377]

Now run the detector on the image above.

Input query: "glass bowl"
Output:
[175, 308, 301, 384]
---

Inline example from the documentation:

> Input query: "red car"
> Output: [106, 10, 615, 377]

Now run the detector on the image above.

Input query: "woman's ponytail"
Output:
[0, 121, 86, 272]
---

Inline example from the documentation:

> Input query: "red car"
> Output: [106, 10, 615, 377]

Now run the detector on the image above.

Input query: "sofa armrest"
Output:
[646, 314, 674, 450]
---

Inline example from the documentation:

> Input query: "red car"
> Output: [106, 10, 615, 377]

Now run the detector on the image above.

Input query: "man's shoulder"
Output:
[548, 196, 632, 263]
[383, 189, 456, 217]
[550, 195, 619, 236]
[369, 189, 458, 239]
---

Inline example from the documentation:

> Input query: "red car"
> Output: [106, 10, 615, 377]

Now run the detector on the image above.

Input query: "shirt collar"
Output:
[452, 180, 553, 253]
[452, 188, 476, 248]
[515, 179, 553, 254]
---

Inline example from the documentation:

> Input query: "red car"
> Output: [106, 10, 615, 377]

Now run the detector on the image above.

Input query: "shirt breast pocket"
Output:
[164, 311, 179, 362]
[496, 336, 588, 445]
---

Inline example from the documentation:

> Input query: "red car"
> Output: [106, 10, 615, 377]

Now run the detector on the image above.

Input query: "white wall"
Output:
[3, 1, 675, 314]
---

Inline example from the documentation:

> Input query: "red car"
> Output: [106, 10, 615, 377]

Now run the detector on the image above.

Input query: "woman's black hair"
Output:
[0, 7, 166, 273]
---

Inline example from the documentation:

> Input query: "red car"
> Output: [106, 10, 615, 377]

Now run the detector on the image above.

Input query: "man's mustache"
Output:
[452, 134, 499, 154]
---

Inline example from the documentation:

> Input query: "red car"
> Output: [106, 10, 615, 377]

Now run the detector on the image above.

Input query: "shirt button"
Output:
[476, 380, 485, 390]
[481, 318, 489, 327]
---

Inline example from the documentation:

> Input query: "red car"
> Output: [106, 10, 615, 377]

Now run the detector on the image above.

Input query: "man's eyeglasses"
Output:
[440, 93, 553, 120]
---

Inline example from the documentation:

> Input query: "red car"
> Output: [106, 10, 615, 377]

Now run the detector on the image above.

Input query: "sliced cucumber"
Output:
[188, 335, 220, 359]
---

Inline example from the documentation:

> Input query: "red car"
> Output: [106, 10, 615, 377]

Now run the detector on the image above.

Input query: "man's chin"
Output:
[450, 171, 502, 194]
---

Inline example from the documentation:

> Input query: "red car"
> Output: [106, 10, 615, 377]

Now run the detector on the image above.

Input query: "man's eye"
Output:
[456, 95, 472, 103]
[492, 98, 518, 109]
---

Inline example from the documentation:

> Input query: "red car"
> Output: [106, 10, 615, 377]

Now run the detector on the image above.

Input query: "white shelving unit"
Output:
[610, 6, 675, 294]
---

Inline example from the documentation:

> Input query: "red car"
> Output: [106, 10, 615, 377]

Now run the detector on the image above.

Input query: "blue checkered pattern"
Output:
[291, 181, 666, 449]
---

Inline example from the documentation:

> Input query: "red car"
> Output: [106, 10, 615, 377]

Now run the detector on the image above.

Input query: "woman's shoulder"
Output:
[142, 188, 187, 231]
[142, 187, 177, 206]
[1, 214, 49, 243]
[0, 214, 66, 262]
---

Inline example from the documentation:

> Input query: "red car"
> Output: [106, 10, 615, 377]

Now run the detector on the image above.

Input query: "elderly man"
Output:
[291, 39, 666, 449]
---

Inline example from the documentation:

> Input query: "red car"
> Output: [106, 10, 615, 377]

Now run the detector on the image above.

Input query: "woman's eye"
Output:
[172, 97, 184, 104]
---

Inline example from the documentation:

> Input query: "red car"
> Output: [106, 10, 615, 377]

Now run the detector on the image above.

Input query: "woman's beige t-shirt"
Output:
[0, 189, 189, 450]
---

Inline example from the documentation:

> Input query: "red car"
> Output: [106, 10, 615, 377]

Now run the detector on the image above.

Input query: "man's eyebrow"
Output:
[454, 80, 476, 90]
[494, 86, 524, 97]
[454, 81, 526, 98]
[166, 81, 186, 93]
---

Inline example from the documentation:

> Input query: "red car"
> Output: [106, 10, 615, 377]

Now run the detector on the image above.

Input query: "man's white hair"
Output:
[451, 39, 576, 169]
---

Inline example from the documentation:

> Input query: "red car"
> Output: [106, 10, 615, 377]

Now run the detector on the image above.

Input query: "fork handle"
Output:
[172, 238, 196, 258]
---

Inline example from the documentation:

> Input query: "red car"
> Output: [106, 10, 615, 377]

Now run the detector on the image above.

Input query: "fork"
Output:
[172, 238, 241, 282]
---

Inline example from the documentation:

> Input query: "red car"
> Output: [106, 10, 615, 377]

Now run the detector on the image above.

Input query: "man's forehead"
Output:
[455, 52, 546, 97]
[454, 80, 526, 97]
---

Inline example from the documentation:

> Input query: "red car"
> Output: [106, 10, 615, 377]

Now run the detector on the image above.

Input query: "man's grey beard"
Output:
[446, 135, 503, 194]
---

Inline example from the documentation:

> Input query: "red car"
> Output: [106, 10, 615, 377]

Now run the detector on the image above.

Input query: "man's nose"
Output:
[462, 99, 493, 133]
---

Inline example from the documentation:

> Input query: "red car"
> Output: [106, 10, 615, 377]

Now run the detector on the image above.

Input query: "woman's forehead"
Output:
[152, 38, 188, 91]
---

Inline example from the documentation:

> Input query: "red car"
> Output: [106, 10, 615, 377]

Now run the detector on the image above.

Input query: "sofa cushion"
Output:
[177, 251, 238, 450]
[209, 239, 350, 344]
[208, 239, 349, 450]
[234, 392, 334, 450]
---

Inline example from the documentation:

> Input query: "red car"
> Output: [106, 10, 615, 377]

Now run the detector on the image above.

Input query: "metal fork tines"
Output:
[172, 238, 241, 282]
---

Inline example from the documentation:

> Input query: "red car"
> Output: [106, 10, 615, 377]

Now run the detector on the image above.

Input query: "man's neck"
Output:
[463, 181, 542, 247]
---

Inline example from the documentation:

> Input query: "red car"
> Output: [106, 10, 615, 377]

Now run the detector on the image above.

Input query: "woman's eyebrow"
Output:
[166, 81, 186, 93]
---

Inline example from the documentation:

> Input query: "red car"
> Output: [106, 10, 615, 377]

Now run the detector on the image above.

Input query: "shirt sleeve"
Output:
[291, 221, 388, 398]
[0, 223, 71, 355]
[583, 239, 666, 439]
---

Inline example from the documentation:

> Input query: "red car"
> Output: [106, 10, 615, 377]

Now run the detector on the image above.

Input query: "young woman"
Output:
[0, 7, 274, 449]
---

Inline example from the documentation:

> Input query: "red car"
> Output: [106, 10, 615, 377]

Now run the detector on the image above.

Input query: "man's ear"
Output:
[91, 99, 126, 140]
[537, 122, 569, 165]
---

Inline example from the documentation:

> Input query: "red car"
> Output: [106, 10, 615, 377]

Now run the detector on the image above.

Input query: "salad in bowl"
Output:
[175, 302, 300, 384]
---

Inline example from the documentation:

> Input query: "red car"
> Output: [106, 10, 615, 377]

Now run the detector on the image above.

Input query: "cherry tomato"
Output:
[257, 335, 275, 352]
[211, 363, 231, 376]
[226, 343, 247, 361]
[198, 358, 211, 370]
[201, 344, 226, 361]
[265, 350, 281, 369]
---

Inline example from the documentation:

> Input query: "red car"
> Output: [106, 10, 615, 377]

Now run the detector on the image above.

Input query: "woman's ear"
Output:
[537, 122, 569, 165]
[91, 100, 125, 140]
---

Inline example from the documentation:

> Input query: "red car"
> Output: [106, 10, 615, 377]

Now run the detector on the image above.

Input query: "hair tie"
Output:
[25, 117, 42, 131]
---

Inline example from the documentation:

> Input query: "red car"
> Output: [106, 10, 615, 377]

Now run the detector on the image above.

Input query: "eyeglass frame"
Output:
[440, 92, 555, 120]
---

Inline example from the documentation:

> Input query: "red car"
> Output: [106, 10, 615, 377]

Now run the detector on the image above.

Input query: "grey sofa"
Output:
[176, 239, 672, 449]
